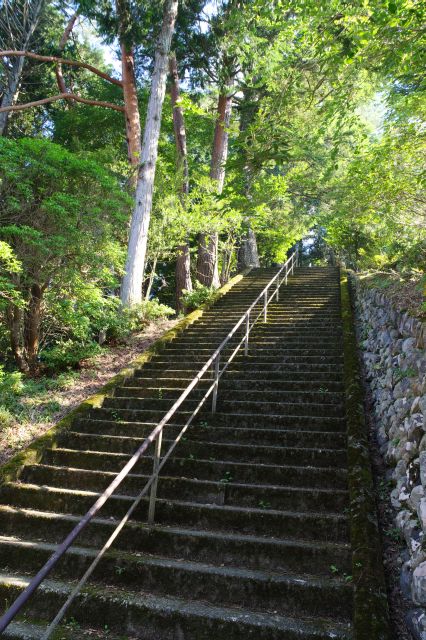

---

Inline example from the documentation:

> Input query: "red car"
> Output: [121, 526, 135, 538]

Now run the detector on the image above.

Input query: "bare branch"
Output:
[0, 50, 123, 86]
[56, 12, 79, 98]
[0, 92, 125, 113]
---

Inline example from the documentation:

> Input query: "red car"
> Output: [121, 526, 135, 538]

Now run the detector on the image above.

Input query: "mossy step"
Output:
[87, 406, 347, 429]
[132, 368, 344, 382]
[0, 483, 350, 540]
[61, 431, 347, 467]
[0, 574, 353, 640]
[220, 370, 345, 382]
[74, 417, 347, 445]
[220, 399, 344, 419]
[42, 448, 348, 489]
[123, 377, 345, 392]
[171, 338, 342, 348]
[140, 361, 344, 373]
[0, 576, 351, 640]
[220, 379, 345, 391]
[0, 537, 353, 620]
[21, 464, 349, 512]
[162, 347, 344, 357]
[0, 506, 352, 576]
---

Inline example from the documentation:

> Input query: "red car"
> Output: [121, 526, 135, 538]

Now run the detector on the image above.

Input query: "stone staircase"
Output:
[0, 267, 353, 639]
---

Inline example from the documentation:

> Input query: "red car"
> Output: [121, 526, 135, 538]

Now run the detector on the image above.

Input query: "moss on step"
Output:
[340, 272, 391, 640]
[0, 270, 250, 487]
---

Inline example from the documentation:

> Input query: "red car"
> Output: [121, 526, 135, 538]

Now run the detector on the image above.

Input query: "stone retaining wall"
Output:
[349, 273, 426, 639]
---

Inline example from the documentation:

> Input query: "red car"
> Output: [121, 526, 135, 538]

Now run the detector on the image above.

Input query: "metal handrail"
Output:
[0, 247, 299, 638]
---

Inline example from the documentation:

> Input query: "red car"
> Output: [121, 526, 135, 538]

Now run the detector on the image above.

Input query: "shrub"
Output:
[182, 282, 216, 311]
[41, 340, 103, 371]
[120, 299, 175, 333]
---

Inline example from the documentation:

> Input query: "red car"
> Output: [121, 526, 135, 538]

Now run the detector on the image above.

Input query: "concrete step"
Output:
[42, 448, 348, 489]
[21, 464, 349, 512]
[0, 483, 350, 541]
[0, 506, 351, 575]
[0, 537, 353, 619]
[0, 574, 352, 639]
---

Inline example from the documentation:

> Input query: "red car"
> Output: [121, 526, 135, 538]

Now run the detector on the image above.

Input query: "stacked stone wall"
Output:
[350, 273, 426, 638]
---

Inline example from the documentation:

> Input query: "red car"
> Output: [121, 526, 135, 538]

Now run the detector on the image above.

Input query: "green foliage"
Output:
[0, 241, 23, 310]
[41, 340, 103, 372]
[182, 281, 216, 311]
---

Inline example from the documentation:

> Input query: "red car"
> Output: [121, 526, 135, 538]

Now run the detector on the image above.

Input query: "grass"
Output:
[358, 270, 425, 318]
[0, 367, 79, 456]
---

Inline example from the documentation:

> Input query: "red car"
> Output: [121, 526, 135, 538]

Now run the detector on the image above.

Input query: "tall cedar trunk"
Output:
[120, 0, 178, 307]
[121, 43, 142, 183]
[236, 88, 260, 271]
[116, 0, 142, 187]
[23, 283, 42, 373]
[169, 52, 192, 312]
[196, 85, 233, 287]
[0, 0, 44, 135]
[237, 226, 260, 270]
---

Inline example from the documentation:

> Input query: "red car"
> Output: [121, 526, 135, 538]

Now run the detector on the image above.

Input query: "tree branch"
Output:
[56, 11, 79, 97]
[0, 93, 125, 113]
[0, 50, 123, 86]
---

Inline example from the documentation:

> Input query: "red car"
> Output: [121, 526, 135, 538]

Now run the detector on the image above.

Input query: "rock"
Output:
[410, 486, 425, 512]
[396, 509, 412, 531]
[391, 487, 402, 509]
[420, 452, 426, 487]
[406, 608, 426, 640]
[403, 337, 417, 353]
[394, 459, 407, 482]
[420, 396, 426, 417]
[413, 563, 426, 605]
[401, 561, 413, 599]
[413, 397, 422, 414]
[419, 498, 426, 530]
[394, 377, 414, 400]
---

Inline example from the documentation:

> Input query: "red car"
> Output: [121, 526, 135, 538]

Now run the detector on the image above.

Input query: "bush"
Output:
[120, 298, 175, 333]
[182, 282, 216, 311]
[41, 340, 103, 371]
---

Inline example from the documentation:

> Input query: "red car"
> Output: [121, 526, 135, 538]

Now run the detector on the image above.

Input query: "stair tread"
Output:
[0, 574, 353, 638]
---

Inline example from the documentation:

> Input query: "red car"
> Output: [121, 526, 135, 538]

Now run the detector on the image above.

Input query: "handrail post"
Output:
[263, 289, 268, 322]
[212, 354, 220, 413]
[285, 264, 288, 285]
[276, 276, 280, 301]
[148, 430, 163, 524]
[244, 311, 250, 356]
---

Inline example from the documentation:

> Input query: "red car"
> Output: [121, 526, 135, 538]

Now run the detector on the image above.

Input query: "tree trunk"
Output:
[6, 304, 27, 372]
[121, 43, 142, 184]
[196, 232, 219, 287]
[175, 243, 192, 311]
[169, 52, 192, 312]
[120, 0, 178, 307]
[23, 283, 43, 374]
[196, 82, 233, 288]
[0, 0, 44, 135]
[145, 256, 158, 300]
[0, 57, 25, 135]
[238, 226, 260, 270]
[116, 0, 142, 187]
